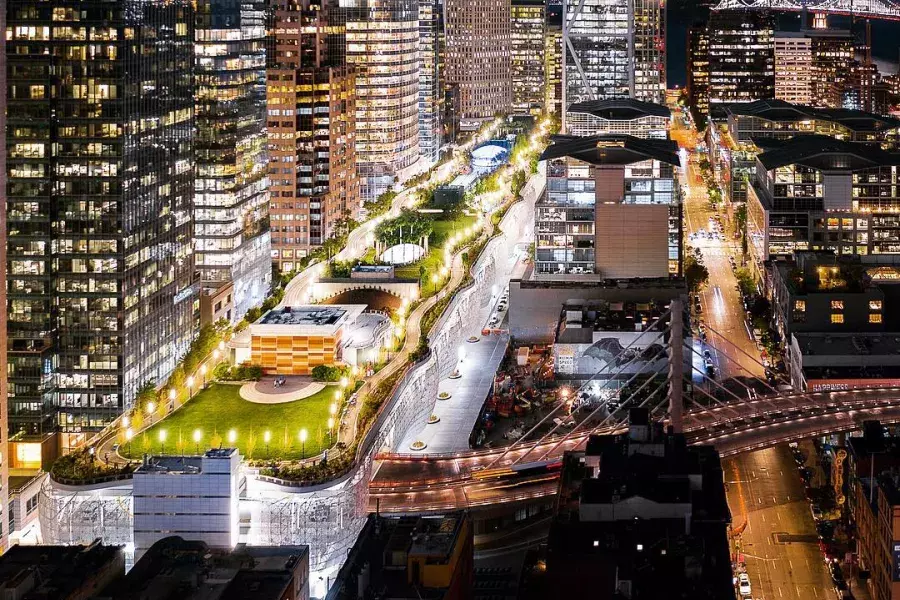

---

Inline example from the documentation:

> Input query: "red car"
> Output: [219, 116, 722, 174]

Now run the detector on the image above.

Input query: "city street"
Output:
[725, 445, 836, 600]
[674, 111, 765, 382]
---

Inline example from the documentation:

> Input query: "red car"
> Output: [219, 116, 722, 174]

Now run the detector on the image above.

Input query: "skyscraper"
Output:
[562, 0, 665, 114]
[686, 24, 710, 124]
[774, 33, 813, 106]
[510, 0, 546, 115]
[195, 0, 271, 322]
[708, 9, 774, 106]
[342, 0, 420, 200]
[545, 14, 563, 116]
[0, 0, 9, 550]
[445, 0, 512, 129]
[6, 0, 197, 461]
[419, 0, 444, 164]
[267, 0, 359, 268]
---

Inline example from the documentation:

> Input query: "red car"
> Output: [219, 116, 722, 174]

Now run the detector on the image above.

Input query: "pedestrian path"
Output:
[240, 378, 325, 404]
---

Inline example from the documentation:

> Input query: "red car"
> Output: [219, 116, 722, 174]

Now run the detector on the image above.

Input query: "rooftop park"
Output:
[119, 382, 349, 461]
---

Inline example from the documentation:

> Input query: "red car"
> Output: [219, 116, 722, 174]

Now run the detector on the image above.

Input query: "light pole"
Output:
[193, 429, 202, 454]
[147, 401, 156, 425]
[327, 417, 335, 444]
[159, 429, 167, 455]
[168, 388, 177, 408]
[200, 364, 208, 388]
[125, 428, 134, 456]
[299, 428, 308, 459]
[228, 429, 237, 447]
[264, 430, 271, 457]
[187, 376, 195, 399]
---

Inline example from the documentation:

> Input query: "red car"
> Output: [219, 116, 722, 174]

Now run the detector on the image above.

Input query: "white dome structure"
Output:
[380, 243, 426, 265]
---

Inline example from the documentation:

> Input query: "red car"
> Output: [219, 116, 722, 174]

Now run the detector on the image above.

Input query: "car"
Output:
[738, 574, 751, 595]
[111, 443, 120, 452]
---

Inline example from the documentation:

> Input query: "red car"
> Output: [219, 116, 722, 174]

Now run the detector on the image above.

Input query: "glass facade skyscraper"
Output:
[562, 0, 665, 115]
[511, 0, 545, 115]
[708, 9, 774, 106]
[341, 0, 420, 200]
[418, 0, 443, 165]
[6, 0, 197, 458]
[195, 0, 271, 322]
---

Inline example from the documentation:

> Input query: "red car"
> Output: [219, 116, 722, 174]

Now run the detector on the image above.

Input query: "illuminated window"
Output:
[794, 300, 806, 312]
[869, 313, 883, 323]
[831, 314, 845, 324]
[870, 300, 883, 311]
[831, 300, 844, 310]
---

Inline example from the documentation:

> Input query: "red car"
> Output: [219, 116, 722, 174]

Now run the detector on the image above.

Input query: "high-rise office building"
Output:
[6, 0, 197, 463]
[562, 0, 665, 115]
[510, 0, 545, 115]
[708, 9, 774, 106]
[809, 28, 853, 108]
[686, 24, 710, 123]
[343, 0, 420, 200]
[774, 33, 812, 106]
[445, 0, 512, 128]
[0, 1, 9, 551]
[419, 0, 444, 164]
[267, 0, 358, 269]
[545, 23, 563, 116]
[195, 0, 271, 323]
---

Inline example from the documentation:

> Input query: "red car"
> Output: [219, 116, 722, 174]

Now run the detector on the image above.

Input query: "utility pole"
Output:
[668, 299, 684, 433]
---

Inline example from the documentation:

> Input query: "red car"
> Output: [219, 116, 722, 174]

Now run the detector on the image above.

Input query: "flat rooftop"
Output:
[135, 448, 237, 475]
[260, 306, 346, 326]
[251, 304, 366, 336]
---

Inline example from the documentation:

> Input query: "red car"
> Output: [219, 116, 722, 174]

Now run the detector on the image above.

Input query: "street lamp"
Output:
[299, 428, 308, 459]
[213, 349, 220, 361]
[340, 376, 349, 389]
[125, 427, 134, 455]
[193, 429, 202, 454]
[327, 417, 335, 443]
[89, 447, 95, 462]
[228, 429, 237, 446]
[330, 403, 338, 417]
[218, 340, 226, 352]
[168, 388, 177, 405]
[334, 389, 342, 402]
[264, 430, 271, 457]
[147, 401, 156, 424]
[186, 376, 195, 398]
[159, 429, 167, 454]
[200, 364, 208, 388]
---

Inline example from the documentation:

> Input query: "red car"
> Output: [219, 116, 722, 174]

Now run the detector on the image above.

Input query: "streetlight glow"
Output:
[340, 376, 349, 388]
[193, 429, 202, 443]
[187, 376, 194, 388]
[327, 417, 335, 430]
[264, 430, 271, 443]
[330, 403, 338, 416]
[168, 388, 176, 401]
[126, 428, 134, 441]
[159, 429, 167, 443]
[228, 429, 237, 444]
[299, 429, 308, 444]
[147, 401, 156, 415]
[218, 340, 225, 351]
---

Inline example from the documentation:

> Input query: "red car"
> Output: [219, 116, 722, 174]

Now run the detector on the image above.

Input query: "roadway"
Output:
[674, 107, 764, 383]
[725, 445, 836, 600]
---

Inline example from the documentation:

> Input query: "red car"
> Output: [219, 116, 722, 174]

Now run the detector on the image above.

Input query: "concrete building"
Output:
[775, 33, 813, 106]
[0, 541, 125, 599]
[8, 473, 44, 545]
[708, 9, 774, 107]
[536, 135, 681, 279]
[564, 99, 670, 139]
[419, 0, 444, 164]
[847, 424, 900, 600]
[195, 0, 271, 323]
[267, 0, 358, 268]
[510, 0, 545, 115]
[536, 409, 733, 598]
[563, 0, 666, 112]
[132, 449, 241, 557]
[107, 536, 310, 600]
[445, 0, 511, 129]
[6, 0, 198, 462]
[326, 513, 474, 600]
[746, 136, 900, 281]
[343, 0, 421, 199]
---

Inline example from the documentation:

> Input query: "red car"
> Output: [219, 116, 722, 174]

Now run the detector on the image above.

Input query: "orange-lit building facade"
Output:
[267, 0, 359, 271]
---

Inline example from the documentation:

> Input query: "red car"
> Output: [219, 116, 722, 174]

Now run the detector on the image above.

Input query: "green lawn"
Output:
[121, 383, 339, 461]
[395, 214, 476, 297]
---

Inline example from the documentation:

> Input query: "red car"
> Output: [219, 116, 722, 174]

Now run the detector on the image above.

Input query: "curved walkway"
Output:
[240, 379, 326, 404]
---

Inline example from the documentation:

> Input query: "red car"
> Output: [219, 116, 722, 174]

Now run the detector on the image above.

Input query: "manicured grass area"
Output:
[121, 383, 339, 461]
[395, 214, 477, 296]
